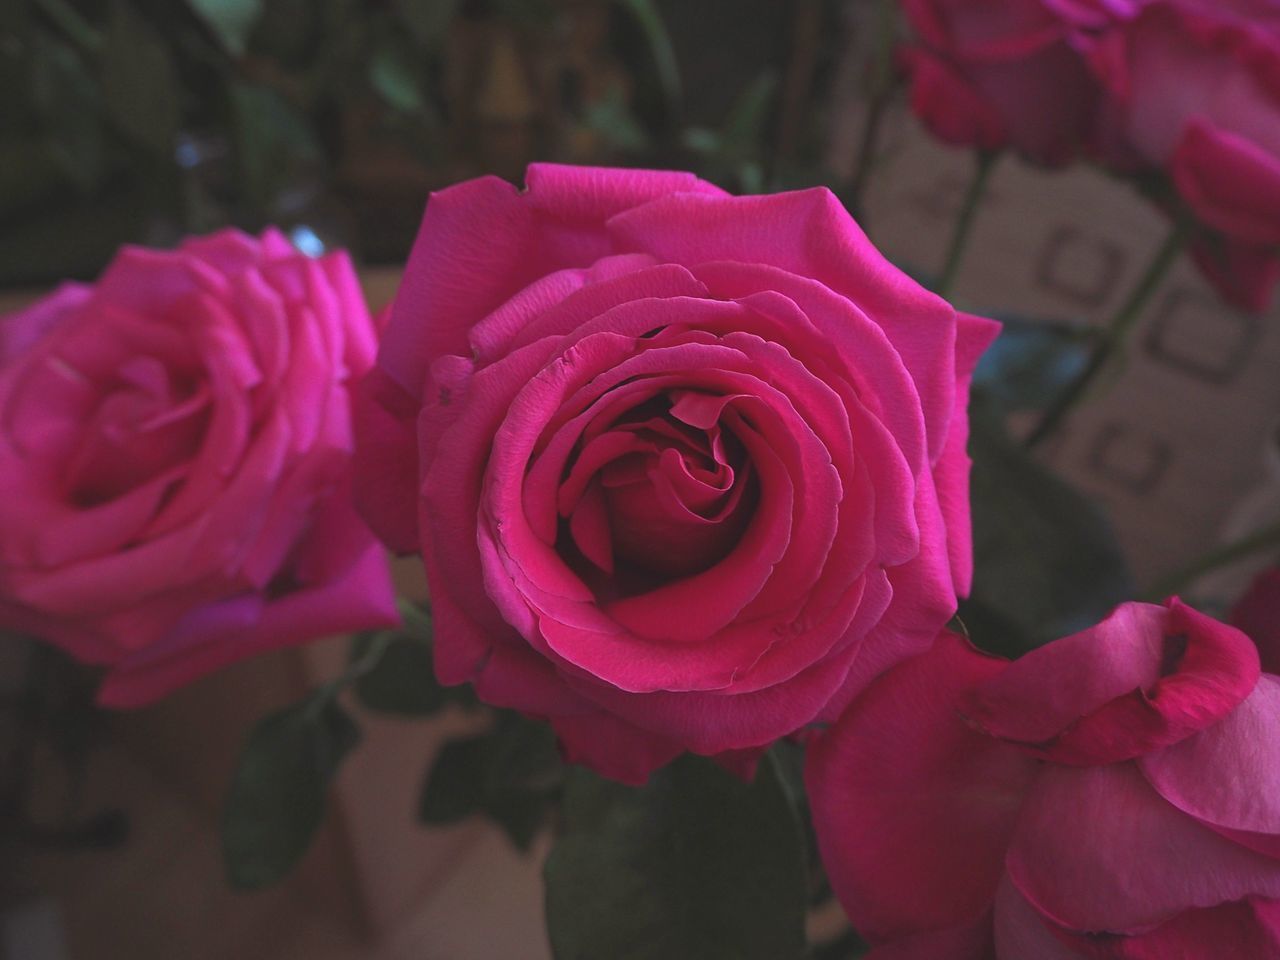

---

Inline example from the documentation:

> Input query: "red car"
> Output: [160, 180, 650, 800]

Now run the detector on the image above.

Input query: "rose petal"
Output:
[1140, 674, 1280, 858]
[963, 599, 1261, 764]
[1006, 762, 1280, 932]
[607, 187, 961, 462]
[806, 632, 1035, 941]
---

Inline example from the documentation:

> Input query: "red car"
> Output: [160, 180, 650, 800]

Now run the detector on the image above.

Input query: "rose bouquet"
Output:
[4, 1, 1279, 957]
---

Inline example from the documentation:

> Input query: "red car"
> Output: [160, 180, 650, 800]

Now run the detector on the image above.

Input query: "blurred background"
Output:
[1, 0, 860, 287]
[4, 1, 1280, 958]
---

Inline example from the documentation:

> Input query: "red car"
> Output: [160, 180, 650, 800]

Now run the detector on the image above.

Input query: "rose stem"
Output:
[934, 150, 998, 298]
[1026, 217, 1191, 449]
[1143, 518, 1280, 602]
[845, 0, 899, 217]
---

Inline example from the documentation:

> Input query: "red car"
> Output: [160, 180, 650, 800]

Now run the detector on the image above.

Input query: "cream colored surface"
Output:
[859, 109, 1280, 599]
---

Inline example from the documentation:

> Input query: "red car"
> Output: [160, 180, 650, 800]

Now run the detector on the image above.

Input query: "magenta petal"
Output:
[902, 46, 1008, 152]
[523, 163, 726, 221]
[608, 187, 961, 461]
[566, 636, 863, 754]
[352, 366, 421, 554]
[1005, 762, 1280, 933]
[1048, 897, 1280, 960]
[1172, 121, 1280, 247]
[1190, 237, 1280, 314]
[806, 632, 1036, 941]
[551, 710, 684, 786]
[0, 282, 89, 364]
[377, 175, 538, 397]
[963, 599, 1261, 764]
[97, 542, 397, 708]
[937, 312, 1000, 596]
[1231, 567, 1280, 674]
[993, 876, 1099, 960]
[1140, 675, 1280, 858]
[471, 640, 596, 718]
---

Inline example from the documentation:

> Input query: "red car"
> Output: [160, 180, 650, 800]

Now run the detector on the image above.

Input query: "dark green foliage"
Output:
[221, 693, 361, 890]
[544, 755, 808, 960]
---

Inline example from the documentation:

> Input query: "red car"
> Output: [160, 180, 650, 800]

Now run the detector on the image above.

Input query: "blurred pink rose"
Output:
[0, 230, 397, 707]
[808, 598, 1280, 958]
[354, 164, 998, 784]
[1232, 566, 1280, 674]
[900, 0, 1110, 164]
[1092, 1, 1280, 309]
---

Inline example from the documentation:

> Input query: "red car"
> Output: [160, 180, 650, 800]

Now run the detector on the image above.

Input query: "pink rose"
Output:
[354, 164, 998, 784]
[900, 0, 1108, 164]
[0, 230, 398, 708]
[807, 598, 1280, 958]
[1233, 566, 1280, 674]
[1092, 1, 1280, 309]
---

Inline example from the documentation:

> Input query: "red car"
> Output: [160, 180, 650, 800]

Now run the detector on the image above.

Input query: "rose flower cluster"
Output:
[901, 0, 1280, 311]
[1, 40, 1275, 944]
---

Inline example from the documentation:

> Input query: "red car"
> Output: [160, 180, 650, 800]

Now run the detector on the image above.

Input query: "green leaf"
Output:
[680, 72, 776, 194]
[974, 318, 1094, 414]
[350, 631, 447, 716]
[228, 81, 320, 215]
[582, 85, 651, 154]
[614, 0, 681, 120]
[370, 41, 424, 113]
[965, 399, 1133, 655]
[29, 30, 105, 191]
[720, 72, 777, 154]
[392, 0, 459, 48]
[221, 694, 360, 890]
[544, 755, 808, 960]
[419, 736, 487, 824]
[185, 0, 262, 56]
[419, 711, 561, 850]
[101, 0, 179, 156]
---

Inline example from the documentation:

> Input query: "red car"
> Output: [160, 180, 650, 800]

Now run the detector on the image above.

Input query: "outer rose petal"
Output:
[965, 41, 1101, 166]
[1140, 674, 1280, 858]
[550, 711, 684, 787]
[936, 311, 1001, 596]
[0, 283, 90, 364]
[1191, 237, 1280, 314]
[962, 599, 1261, 764]
[352, 366, 421, 554]
[1172, 121, 1280, 248]
[607, 187, 961, 463]
[1049, 897, 1280, 959]
[806, 632, 1037, 941]
[1005, 762, 1280, 933]
[377, 165, 724, 399]
[1232, 567, 1280, 673]
[993, 877, 1090, 960]
[901, 47, 1007, 152]
[97, 538, 397, 708]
